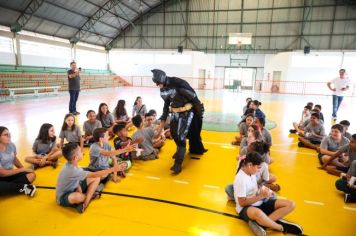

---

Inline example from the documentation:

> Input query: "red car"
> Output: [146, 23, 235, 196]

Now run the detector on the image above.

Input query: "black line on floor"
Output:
[36, 185, 242, 220]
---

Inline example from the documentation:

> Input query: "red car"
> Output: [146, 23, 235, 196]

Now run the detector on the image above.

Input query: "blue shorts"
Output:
[59, 180, 88, 207]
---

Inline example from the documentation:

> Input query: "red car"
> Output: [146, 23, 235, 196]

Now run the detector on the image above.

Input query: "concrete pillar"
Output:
[12, 32, 22, 65]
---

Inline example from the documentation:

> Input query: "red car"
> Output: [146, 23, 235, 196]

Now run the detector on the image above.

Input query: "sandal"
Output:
[91, 191, 102, 200]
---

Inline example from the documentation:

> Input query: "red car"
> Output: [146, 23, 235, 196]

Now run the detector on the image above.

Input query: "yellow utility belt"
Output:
[170, 103, 193, 113]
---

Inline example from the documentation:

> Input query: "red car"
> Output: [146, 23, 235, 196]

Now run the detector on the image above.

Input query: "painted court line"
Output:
[174, 180, 189, 185]
[146, 176, 161, 180]
[126, 173, 134, 176]
[343, 206, 356, 211]
[270, 149, 316, 156]
[277, 196, 287, 200]
[304, 200, 325, 206]
[203, 184, 220, 189]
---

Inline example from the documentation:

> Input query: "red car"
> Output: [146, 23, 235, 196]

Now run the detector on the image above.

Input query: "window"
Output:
[20, 40, 71, 58]
[0, 36, 13, 53]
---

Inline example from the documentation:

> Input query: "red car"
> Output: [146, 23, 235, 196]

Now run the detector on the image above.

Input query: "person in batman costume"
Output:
[151, 69, 208, 174]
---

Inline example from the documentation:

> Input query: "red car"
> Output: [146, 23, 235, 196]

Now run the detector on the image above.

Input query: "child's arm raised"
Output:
[99, 145, 136, 157]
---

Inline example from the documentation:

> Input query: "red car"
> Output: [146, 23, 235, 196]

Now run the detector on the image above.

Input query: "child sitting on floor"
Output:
[25, 123, 62, 169]
[131, 115, 160, 160]
[83, 110, 102, 147]
[335, 160, 356, 203]
[233, 152, 303, 236]
[56, 142, 123, 213]
[88, 128, 135, 183]
[298, 113, 326, 150]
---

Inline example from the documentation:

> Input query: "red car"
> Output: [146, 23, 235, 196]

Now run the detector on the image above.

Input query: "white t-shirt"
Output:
[330, 77, 350, 96]
[233, 169, 263, 213]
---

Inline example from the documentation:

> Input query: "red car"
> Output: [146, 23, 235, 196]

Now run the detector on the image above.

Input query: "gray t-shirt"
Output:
[112, 107, 128, 121]
[132, 105, 147, 117]
[59, 126, 81, 143]
[239, 122, 248, 137]
[320, 136, 349, 151]
[89, 142, 111, 170]
[344, 132, 352, 141]
[261, 128, 272, 145]
[338, 144, 356, 164]
[0, 142, 16, 169]
[56, 163, 88, 204]
[304, 123, 326, 141]
[132, 127, 155, 156]
[97, 113, 114, 128]
[348, 160, 356, 176]
[67, 69, 80, 91]
[32, 139, 56, 154]
[83, 120, 102, 136]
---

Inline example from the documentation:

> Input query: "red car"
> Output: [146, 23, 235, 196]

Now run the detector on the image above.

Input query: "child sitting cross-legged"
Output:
[88, 128, 135, 183]
[56, 142, 123, 213]
[131, 115, 160, 160]
[234, 152, 303, 236]
[113, 122, 143, 177]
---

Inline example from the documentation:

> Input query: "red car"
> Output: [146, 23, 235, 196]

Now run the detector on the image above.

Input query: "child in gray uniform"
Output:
[56, 142, 122, 213]
[97, 103, 115, 138]
[88, 128, 135, 183]
[318, 124, 349, 166]
[59, 113, 83, 150]
[335, 160, 356, 203]
[320, 134, 356, 176]
[25, 123, 62, 169]
[298, 113, 326, 150]
[132, 115, 160, 160]
[83, 110, 102, 147]
[0, 126, 36, 197]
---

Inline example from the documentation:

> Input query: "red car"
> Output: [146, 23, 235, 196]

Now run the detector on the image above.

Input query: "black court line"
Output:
[36, 185, 241, 220]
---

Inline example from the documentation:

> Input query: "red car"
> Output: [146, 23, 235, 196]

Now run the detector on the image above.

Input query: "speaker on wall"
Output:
[304, 46, 310, 54]
[177, 46, 183, 53]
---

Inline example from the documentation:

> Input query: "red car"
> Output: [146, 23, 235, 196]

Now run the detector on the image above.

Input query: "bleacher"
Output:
[0, 64, 119, 99]
[0, 64, 112, 75]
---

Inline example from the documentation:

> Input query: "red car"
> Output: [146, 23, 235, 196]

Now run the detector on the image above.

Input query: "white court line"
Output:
[174, 180, 189, 185]
[221, 145, 235, 149]
[343, 206, 356, 211]
[304, 200, 325, 206]
[126, 173, 134, 176]
[203, 184, 220, 189]
[277, 196, 287, 200]
[270, 149, 316, 156]
[146, 176, 160, 180]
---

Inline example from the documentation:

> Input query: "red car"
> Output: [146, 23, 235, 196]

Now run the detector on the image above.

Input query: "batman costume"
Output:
[151, 69, 207, 174]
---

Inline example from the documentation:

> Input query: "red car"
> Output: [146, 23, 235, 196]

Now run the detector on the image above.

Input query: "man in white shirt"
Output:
[327, 69, 349, 121]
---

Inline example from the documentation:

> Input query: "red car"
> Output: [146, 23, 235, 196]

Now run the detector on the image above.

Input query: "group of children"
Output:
[289, 101, 356, 203]
[227, 98, 303, 236]
[0, 96, 172, 213]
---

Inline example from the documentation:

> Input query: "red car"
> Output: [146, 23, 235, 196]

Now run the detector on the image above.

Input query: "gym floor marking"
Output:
[203, 185, 220, 189]
[174, 180, 189, 185]
[343, 206, 356, 211]
[146, 176, 161, 180]
[304, 200, 325, 206]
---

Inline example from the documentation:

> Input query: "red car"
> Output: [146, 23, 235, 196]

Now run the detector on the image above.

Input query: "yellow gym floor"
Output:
[1, 87, 355, 236]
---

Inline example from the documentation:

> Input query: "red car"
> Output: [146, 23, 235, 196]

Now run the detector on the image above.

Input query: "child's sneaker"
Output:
[20, 184, 36, 197]
[289, 129, 297, 133]
[96, 183, 105, 192]
[297, 142, 305, 147]
[51, 161, 58, 169]
[277, 219, 303, 235]
[76, 203, 85, 213]
[248, 220, 266, 236]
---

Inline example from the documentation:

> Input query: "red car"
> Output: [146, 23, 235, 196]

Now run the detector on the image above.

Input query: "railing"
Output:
[254, 80, 356, 97]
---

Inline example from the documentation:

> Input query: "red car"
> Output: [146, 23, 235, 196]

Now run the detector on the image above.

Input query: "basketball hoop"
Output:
[228, 33, 252, 49]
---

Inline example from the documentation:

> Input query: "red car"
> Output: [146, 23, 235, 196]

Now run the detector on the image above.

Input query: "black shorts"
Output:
[0, 171, 30, 184]
[239, 199, 277, 222]
[310, 140, 321, 145]
[336, 166, 349, 173]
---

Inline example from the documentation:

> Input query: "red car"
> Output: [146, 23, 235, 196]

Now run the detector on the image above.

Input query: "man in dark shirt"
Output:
[151, 69, 207, 174]
[67, 61, 81, 115]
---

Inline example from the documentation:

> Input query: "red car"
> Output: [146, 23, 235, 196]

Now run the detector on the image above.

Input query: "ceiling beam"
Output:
[10, 0, 45, 32]
[70, 0, 130, 43]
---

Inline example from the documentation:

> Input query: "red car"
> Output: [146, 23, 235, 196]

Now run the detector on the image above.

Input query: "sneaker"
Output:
[51, 161, 58, 169]
[248, 220, 266, 236]
[344, 193, 351, 203]
[277, 219, 303, 235]
[20, 184, 37, 197]
[289, 129, 297, 133]
[297, 142, 305, 147]
[76, 203, 85, 213]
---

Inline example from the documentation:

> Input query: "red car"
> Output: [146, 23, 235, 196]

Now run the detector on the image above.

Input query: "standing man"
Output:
[151, 69, 207, 174]
[67, 61, 81, 115]
[327, 69, 349, 121]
